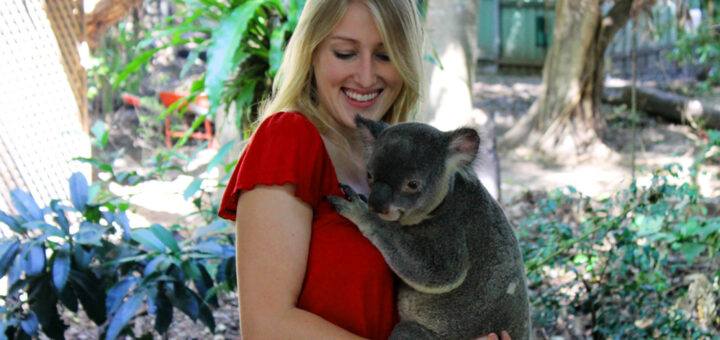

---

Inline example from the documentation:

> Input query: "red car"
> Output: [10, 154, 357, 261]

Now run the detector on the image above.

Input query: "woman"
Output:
[218, 0, 509, 338]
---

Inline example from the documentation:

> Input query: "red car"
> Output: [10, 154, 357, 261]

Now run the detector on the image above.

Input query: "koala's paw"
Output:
[327, 184, 369, 223]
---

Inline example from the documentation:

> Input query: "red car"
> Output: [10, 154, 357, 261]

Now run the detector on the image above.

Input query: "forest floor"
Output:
[57, 71, 719, 339]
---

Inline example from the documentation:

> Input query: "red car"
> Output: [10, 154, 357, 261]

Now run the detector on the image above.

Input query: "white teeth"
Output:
[344, 89, 379, 102]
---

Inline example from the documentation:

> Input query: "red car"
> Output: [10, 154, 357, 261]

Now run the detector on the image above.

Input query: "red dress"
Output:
[218, 112, 398, 339]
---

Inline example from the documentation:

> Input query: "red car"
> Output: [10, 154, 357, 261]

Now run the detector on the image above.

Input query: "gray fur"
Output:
[328, 116, 530, 340]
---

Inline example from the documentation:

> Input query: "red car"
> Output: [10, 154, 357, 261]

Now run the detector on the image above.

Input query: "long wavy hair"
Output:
[257, 0, 424, 138]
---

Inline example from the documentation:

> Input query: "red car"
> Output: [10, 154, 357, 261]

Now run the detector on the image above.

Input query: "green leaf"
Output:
[0, 238, 20, 277]
[74, 222, 104, 246]
[191, 220, 228, 240]
[268, 23, 289, 76]
[69, 269, 106, 324]
[205, 0, 268, 117]
[10, 189, 43, 222]
[106, 291, 145, 340]
[25, 244, 45, 276]
[28, 276, 67, 338]
[106, 278, 139, 318]
[183, 178, 204, 200]
[90, 122, 109, 149]
[115, 39, 190, 89]
[150, 224, 181, 253]
[51, 244, 71, 292]
[152, 289, 173, 334]
[50, 201, 70, 235]
[0, 209, 22, 233]
[23, 221, 65, 238]
[131, 228, 167, 252]
[679, 242, 705, 263]
[181, 260, 202, 280]
[20, 312, 39, 336]
[205, 140, 236, 174]
[634, 214, 664, 237]
[69, 172, 89, 211]
[169, 282, 199, 321]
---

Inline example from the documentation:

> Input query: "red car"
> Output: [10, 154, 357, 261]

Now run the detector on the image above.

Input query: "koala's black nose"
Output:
[368, 182, 392, 214]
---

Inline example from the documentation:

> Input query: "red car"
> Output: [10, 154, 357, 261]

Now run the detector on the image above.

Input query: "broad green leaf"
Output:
[90, 122, 109, 149]
[23, 221, 65, 238]
[152, 289, 173, 333]
[28, 277, 68, 338]
[634, 214, 664, 237]
[0, 209, 22, 233]
[698, 220, 720, 240]
[181, 260, 202, 280]
[20, 312, 39, 336]
[206, 141, 235, 174]
[106, 291, 145, 340]
[205, 0, 268, 117]
[131, 229, 167, 252]
[184, 178, 204, 200]
[69, 172, 89, 211]
[50, 200, 70, 235]
[25, 244, 45, 276]
[52, 243, 71, 292]
[268, 23, 289, 76]
[75, 222, 104, 246]
[69, 269, 107, 324]
[150, 224, 181, 253]
[191, 220, 228, 240]
[115, 39, 191, 88]
[169, 283, 199, 321]
[10, 189, 43, 222]
[143, 255, 171, 277]
[0, 238, 20, 277]
[106, 278, 139, 317]
[679, 242, 705, 263]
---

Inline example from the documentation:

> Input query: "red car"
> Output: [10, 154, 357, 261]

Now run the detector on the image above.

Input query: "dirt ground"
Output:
[58, 71, 719, 339]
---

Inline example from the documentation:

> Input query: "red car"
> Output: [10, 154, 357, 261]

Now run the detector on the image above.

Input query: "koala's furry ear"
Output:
[448, 128, 480, 165]
[354, 115, 389, 145]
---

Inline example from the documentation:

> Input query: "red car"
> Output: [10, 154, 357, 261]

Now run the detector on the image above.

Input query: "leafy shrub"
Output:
[519, 151, 720, 339]
[0, 172, 235, 339]
[116, 0, 306, 144]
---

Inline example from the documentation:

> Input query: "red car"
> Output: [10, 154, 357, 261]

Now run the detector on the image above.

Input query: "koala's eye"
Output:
[367, 172, 374, 183]
[404, 180, 421, 193]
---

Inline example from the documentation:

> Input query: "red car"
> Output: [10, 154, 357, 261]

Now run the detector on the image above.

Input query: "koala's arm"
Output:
[329, 188, 470, 294]
[367, 222, 470, 294]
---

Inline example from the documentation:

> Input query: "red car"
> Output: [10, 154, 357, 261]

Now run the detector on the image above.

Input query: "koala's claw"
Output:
[339, 184, 358, 200]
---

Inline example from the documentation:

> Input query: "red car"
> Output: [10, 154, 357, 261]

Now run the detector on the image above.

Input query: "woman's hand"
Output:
[478, 331, 511, 340]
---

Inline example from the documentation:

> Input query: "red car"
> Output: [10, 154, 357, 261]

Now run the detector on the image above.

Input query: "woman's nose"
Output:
[354, 54, 377, 87]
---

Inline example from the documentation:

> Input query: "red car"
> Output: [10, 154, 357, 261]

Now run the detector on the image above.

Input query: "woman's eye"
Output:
[333, 51, 354, 60]
[376, 53, 390, 62]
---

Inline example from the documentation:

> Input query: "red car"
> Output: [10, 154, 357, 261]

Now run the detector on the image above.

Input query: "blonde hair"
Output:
[258, 0, 424, 135]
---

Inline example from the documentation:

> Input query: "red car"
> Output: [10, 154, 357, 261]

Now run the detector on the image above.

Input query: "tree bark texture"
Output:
[420, 0, 500, 199]
[85, 0, 143, 49]
[500, 0, 657, 161]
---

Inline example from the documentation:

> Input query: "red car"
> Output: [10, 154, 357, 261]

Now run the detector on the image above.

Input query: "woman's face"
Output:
[312, 1, 403, 129]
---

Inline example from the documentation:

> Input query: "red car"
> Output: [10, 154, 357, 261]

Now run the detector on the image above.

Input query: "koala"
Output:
[327, 116, 530, 340]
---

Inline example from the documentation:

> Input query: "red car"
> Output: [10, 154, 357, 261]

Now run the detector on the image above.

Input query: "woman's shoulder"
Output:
[260, 111, 318, 134]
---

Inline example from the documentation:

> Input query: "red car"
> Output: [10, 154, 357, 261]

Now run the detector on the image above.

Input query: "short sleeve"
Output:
[217, 112, 338, 221]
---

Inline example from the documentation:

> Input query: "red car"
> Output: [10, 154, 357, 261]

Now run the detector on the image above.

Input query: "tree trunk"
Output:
[499, 0, 656, 163]
[85, 0, 143, 49]
[421, 0, 501, 199]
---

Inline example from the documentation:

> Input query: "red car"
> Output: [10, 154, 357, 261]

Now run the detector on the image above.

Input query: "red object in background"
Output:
[158, 92, 214, 149]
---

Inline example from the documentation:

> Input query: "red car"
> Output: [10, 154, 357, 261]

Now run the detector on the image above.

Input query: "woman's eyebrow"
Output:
[328, 36, 384, 47]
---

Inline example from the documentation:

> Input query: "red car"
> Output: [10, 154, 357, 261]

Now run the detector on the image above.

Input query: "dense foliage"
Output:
[520, 130, 720, 338]
[0, 171, 235, 340]
[116, 0, 306, 143]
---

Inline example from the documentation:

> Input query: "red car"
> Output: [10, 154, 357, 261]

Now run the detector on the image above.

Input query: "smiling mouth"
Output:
[342, 88, 382, 102]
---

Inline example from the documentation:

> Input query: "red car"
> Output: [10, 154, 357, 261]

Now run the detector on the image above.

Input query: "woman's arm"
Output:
[235, 183, 366, 339]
